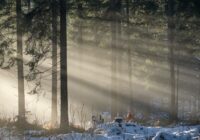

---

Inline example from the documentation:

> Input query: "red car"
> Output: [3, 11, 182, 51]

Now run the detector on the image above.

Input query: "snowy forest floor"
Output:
[0, 122, 200, 140]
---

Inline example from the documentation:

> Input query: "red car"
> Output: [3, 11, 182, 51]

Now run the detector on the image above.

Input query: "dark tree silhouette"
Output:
[51, 0, 58, 125]
[126, 0, 133, 111]
[167, 0, 178, 121]
[60, 0, 69, 129]
[27, 0, 31, 11]
[108, 0, 122, 118]
[16, 0, 26, 124]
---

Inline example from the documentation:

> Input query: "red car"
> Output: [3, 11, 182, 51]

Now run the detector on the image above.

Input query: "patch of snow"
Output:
[0, 123, 200, 140]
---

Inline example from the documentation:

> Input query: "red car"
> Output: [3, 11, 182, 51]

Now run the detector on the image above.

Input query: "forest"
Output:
[0, 0, 200, 139]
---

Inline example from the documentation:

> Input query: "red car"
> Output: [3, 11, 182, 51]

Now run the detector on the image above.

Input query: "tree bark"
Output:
[126, 0, 133, 112]
[60, 0, 69, 129]
[111, 19, 117, 118]
[16, 0, 25, 124]
[167, 0, 178, 121]
[51, 0, 58, 126]
[109, 0, 121, 118]
[27, 0, 30, 12]
[126, 0, 129, 23]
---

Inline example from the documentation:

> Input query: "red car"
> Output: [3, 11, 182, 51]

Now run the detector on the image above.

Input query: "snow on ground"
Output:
[0, 123, 200, 140]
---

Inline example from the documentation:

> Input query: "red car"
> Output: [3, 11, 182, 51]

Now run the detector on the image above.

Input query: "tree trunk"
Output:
[60, 0, 69, 129]
[126, 0, 129, 23]
[168, 14, 177, 121]
[126, 0, 132, 112]
[167, 0, 177, 121]
[16, 0, 25, 124]
[198, 79, 200, 119]
[27, 0, 30, 12]
[51, 0, 58, 126]
[111, 20, 117, 118]
[77, 1, 83, 18]
[116, 16, 122, 115]
[109, 0, 121, 118]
